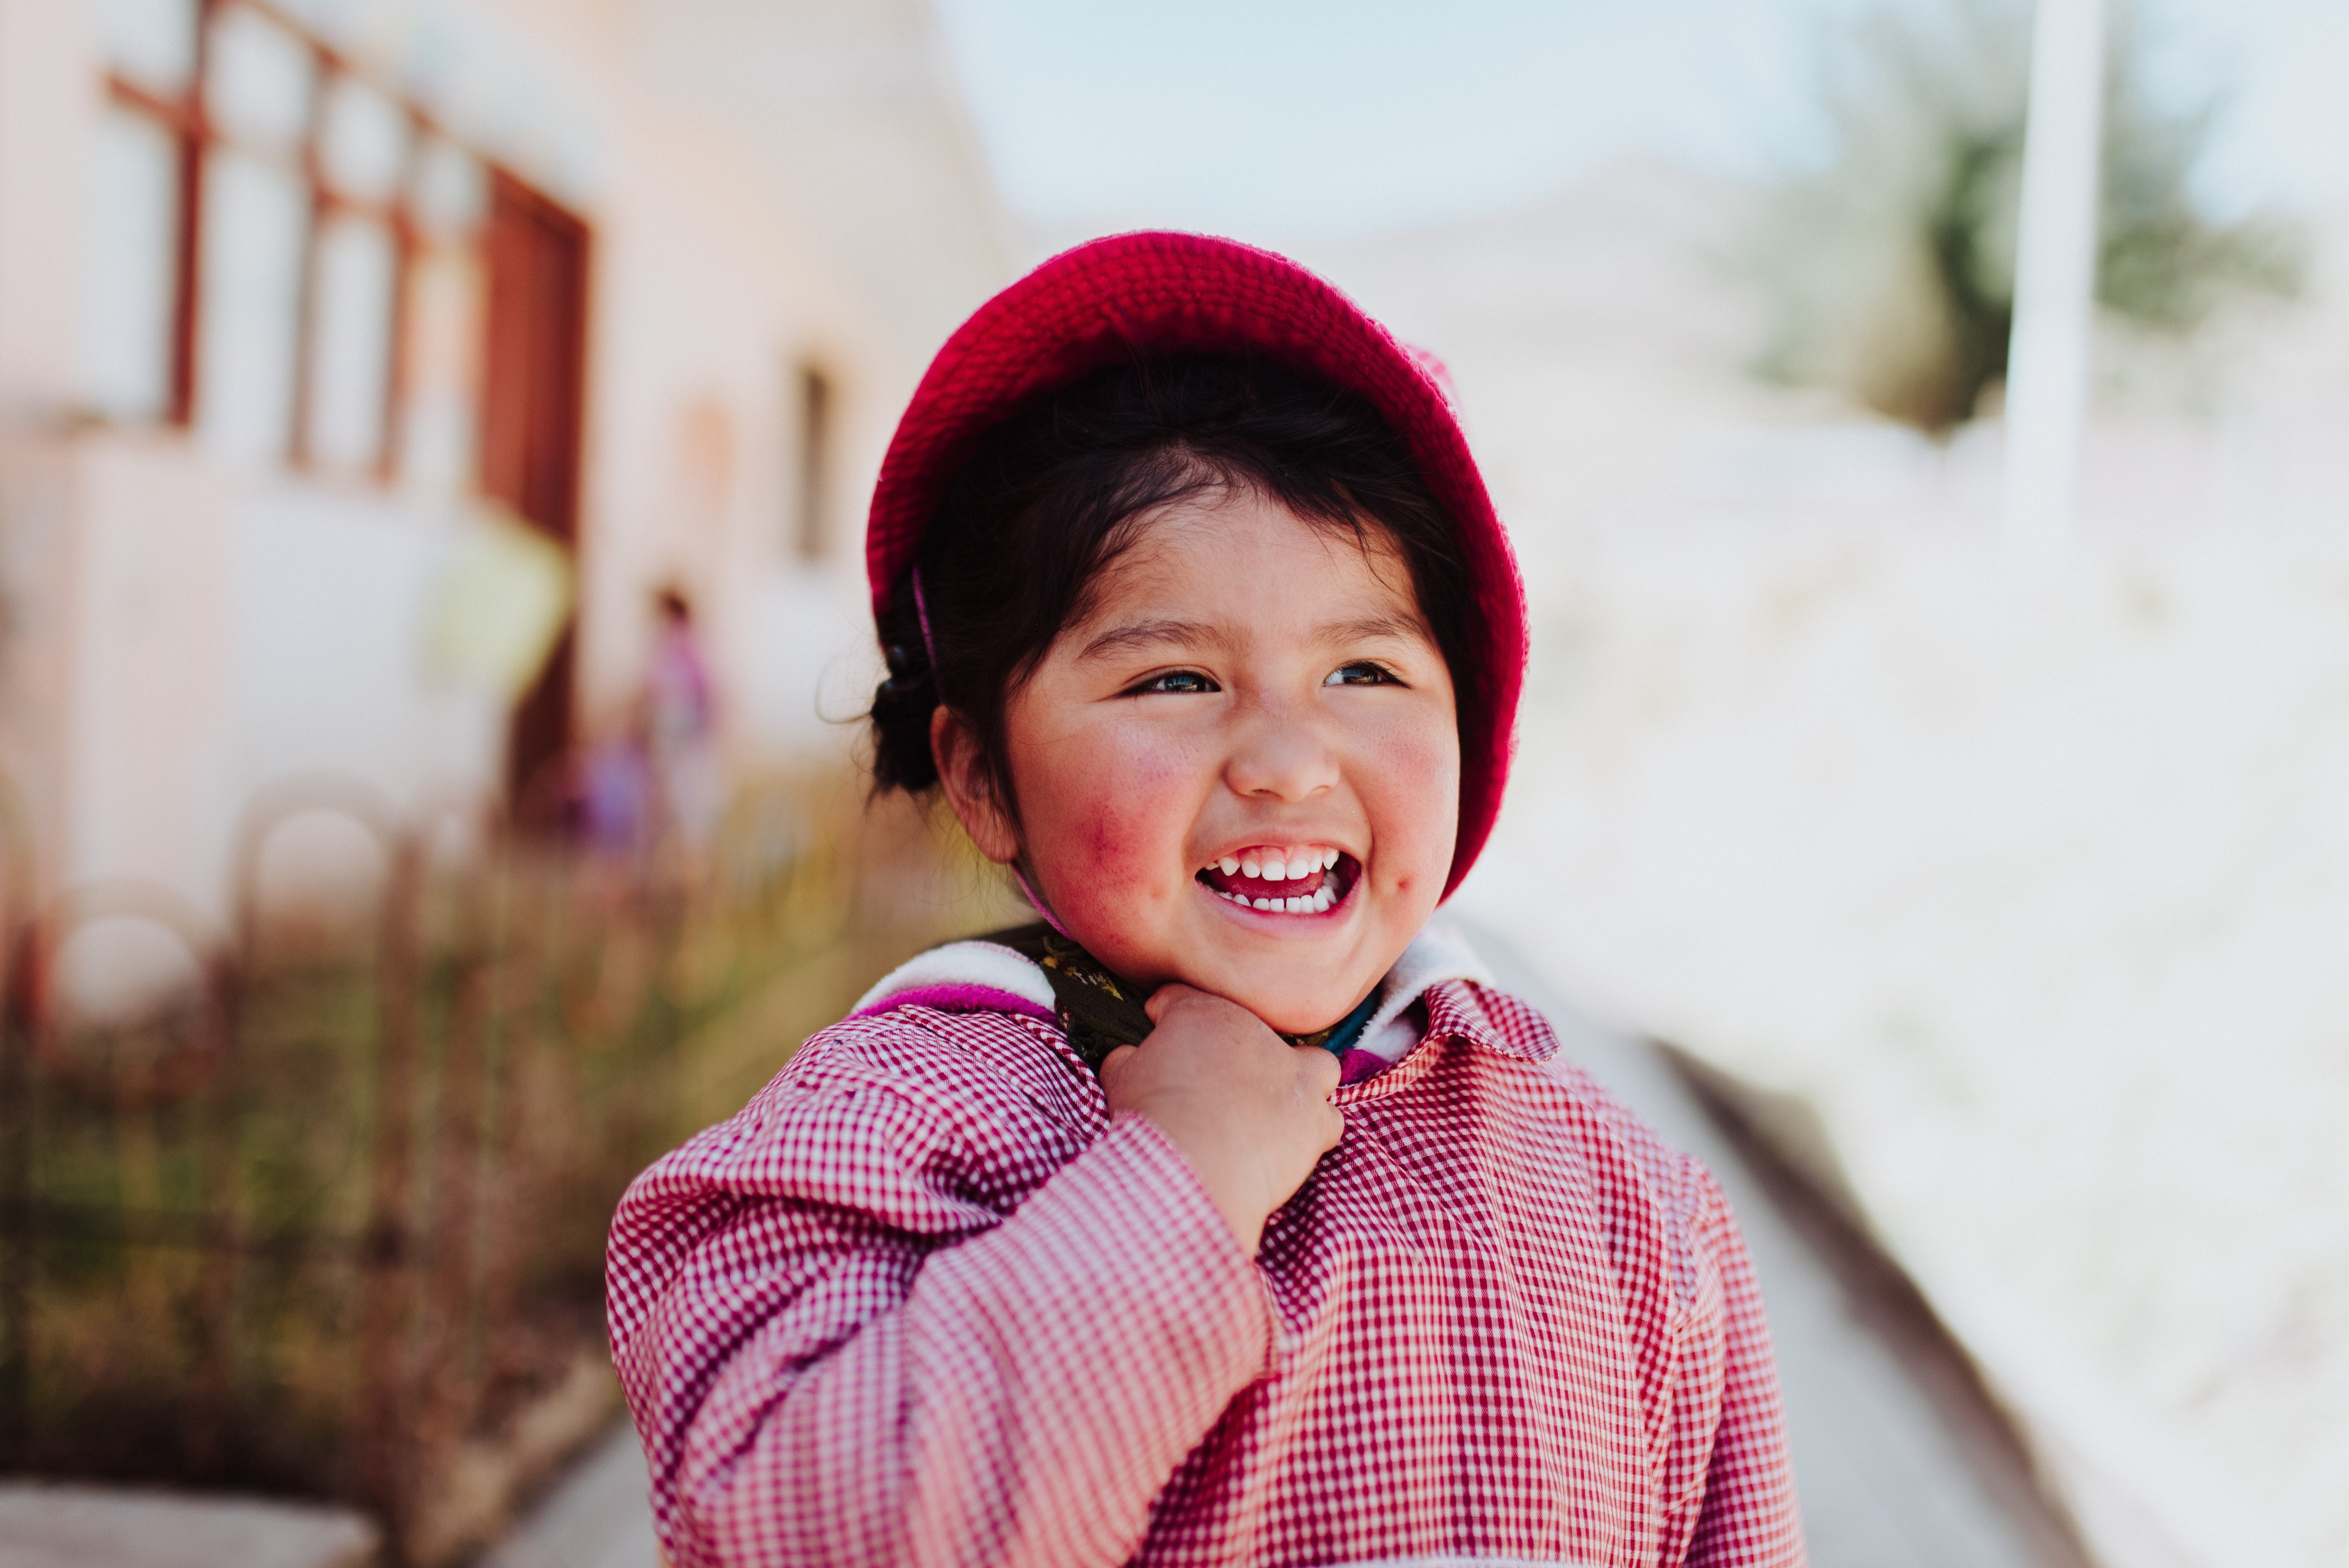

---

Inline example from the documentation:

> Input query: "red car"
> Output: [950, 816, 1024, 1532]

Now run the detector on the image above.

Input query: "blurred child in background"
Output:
[642, 585, 720, 861]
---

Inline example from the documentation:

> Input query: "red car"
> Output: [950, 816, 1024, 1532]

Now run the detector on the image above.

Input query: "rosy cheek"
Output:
[1034, 727, 1203, 910]
[1364, 718, 1460, 888]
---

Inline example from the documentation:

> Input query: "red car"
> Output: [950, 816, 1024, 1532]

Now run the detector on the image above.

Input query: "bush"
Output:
[1749, 0, 2303, 434]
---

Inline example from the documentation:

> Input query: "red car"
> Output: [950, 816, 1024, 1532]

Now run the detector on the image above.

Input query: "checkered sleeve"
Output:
[609, 1062, 1275, 1568]
[1681, 1162, 1806, 1567]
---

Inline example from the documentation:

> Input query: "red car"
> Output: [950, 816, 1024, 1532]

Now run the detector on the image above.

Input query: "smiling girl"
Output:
[606, 235, 1805, 1568]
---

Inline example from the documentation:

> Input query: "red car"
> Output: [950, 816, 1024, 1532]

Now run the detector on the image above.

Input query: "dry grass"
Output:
[0, 769, 1009, 1564]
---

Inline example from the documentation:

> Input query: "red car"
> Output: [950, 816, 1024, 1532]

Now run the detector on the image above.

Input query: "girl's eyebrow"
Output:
[1077, 617, 1226, 660]
[1321, 611, 1427, 645]
[1080, 610, 1428, 662]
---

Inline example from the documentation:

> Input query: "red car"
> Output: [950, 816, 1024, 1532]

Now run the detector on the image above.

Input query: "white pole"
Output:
[2001, 0, 2107, 583]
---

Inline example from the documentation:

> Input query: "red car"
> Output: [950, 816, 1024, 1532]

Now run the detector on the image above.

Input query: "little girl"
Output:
[606, 233, 1805, 1568]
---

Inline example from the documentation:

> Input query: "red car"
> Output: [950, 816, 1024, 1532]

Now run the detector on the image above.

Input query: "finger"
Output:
[1097, 1043, 1140, 1097]
[1316, 1103, 1347, 1152]
[1142, 983, 1202, 1025]
[1294, 1043, 1343, 1096]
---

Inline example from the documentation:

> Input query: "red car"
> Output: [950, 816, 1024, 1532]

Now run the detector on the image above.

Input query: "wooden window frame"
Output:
[792, 360, 834, 563]
[99, 1, 594, 799]
[98, 0, 541, 487]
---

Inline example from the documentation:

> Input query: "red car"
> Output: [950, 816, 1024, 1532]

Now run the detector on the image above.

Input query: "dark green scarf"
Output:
[986, 924, 1380, 1073]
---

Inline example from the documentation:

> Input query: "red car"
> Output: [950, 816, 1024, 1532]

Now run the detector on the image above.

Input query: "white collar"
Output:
[851, 921, 1491, 1057]
[1352, 920, 1492, 1061]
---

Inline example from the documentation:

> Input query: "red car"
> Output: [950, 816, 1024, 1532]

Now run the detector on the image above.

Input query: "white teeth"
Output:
[1216, 848, 1340, 886]
[1217, 882, 1336, 915]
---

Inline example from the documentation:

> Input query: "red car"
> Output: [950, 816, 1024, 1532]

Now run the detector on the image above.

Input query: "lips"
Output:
[1197, 846, 1356, 914]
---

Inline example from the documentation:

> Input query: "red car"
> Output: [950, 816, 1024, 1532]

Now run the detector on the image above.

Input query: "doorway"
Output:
[478, 171, 590, 811]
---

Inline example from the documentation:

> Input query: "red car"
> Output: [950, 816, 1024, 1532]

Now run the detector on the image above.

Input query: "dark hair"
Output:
[866, 353, 1474, 814]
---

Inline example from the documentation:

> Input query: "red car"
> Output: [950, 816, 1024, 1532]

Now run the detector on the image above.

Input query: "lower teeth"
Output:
[1223, 888, 1335, 912]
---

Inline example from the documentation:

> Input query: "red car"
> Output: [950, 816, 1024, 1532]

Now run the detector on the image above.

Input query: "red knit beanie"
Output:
[865, 232, 1526, 900]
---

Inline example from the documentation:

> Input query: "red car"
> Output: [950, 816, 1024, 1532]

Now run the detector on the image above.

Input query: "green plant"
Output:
[0, 771, 998, 1566]
[1749, 0, 2303, 435]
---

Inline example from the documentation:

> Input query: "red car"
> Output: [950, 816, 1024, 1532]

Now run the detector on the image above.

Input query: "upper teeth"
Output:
[1212, 847, 1339, 880]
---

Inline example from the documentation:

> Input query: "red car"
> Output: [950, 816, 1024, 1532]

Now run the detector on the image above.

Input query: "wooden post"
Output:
[356, 835, 424, 1554]
[0, 932, 31, 1470]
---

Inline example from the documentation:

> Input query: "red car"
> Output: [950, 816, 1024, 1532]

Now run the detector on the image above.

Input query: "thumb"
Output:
[1097, 1042, 1140, 1096]
[1142, 982, 1202, 1026]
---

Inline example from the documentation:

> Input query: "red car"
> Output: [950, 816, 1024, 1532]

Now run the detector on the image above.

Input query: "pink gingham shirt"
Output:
[606, 958, 1805, 1568]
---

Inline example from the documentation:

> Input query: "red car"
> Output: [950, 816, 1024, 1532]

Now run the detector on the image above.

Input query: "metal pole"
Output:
[2001, 0, 2107, 583]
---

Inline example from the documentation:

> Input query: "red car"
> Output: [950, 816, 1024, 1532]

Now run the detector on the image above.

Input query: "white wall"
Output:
[0, 0, 1008, 927]
[230, 484, 506, 816]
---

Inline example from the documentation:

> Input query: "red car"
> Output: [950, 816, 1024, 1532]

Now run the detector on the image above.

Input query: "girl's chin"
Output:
[1188, 964, 1367, 1037]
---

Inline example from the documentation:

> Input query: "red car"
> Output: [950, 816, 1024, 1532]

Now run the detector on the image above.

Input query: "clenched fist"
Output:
[1099, 984, 1346, 1255]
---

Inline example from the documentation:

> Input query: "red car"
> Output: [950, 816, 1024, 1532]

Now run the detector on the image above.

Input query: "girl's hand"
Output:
[1098, 983, 1345, 1256]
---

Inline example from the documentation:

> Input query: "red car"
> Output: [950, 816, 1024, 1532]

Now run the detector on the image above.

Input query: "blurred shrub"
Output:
[1748, 0, 2303, 434]
[0, 768, 1007, 1566]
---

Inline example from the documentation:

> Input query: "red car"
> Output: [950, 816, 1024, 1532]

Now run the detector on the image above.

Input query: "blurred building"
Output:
[0, 0, 1007, 921]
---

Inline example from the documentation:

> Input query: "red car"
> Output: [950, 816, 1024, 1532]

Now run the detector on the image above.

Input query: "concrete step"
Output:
[479, 1424, 658, 1568]
[0, 1481, 379, 1568]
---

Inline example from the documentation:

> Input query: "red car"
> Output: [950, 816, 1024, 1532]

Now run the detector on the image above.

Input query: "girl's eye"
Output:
[1324, 661, 1401, 687]
[1127, 668, 1219, 696]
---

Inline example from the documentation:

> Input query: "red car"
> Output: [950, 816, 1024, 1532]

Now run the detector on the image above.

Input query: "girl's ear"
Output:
[931, 707, 1021, 865]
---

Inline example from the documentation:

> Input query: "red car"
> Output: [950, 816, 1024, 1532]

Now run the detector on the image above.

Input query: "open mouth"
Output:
[1195, 845, 1357, 916]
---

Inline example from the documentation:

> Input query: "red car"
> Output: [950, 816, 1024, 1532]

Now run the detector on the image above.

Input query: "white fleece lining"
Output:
[1354, 922, 1492, 1062]
[850, 941, 1059, 1018]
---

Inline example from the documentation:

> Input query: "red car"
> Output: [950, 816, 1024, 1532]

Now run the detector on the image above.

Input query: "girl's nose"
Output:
[1224, 709, 1339, 802]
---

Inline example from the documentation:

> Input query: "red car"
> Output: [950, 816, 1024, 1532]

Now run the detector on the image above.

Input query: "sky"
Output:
[929, 0, 2349, 240]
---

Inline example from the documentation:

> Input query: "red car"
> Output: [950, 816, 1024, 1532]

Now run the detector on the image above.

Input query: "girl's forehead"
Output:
[1062, 494, 1432, 657]
[1103, 491, 1413, 595]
